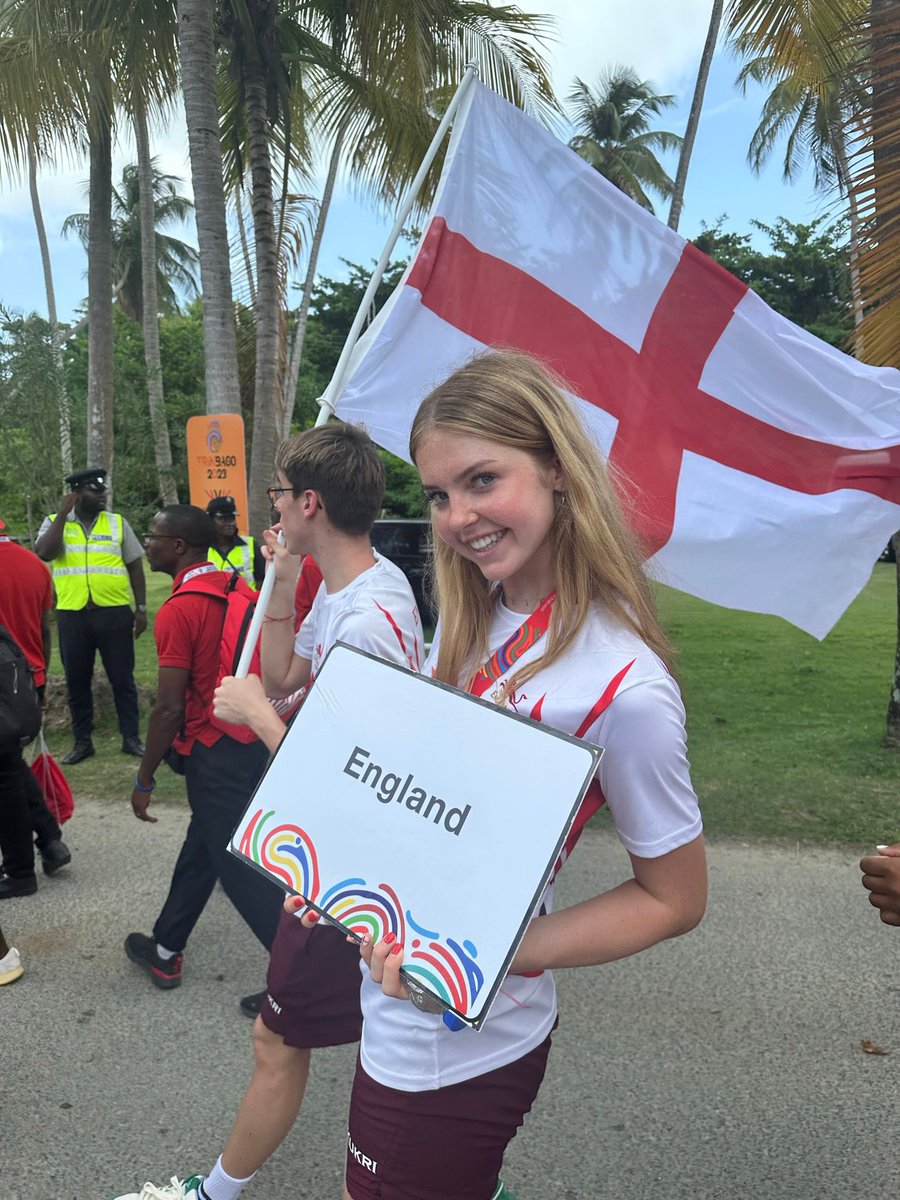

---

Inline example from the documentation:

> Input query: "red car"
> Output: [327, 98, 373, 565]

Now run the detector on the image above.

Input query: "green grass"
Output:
[652, 563, 900, 845]
[45, 564, 900, 845]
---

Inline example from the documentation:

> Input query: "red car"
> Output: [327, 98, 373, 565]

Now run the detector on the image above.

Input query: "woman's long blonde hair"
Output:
[409, 350, 673, 691]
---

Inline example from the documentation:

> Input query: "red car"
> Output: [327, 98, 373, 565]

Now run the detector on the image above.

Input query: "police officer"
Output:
[35, 469, 147, 765]
[205, 496, 265, 589]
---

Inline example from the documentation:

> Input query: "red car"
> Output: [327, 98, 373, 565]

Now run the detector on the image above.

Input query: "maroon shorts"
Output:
[345, 1031, 554, 1200]
[259, 909, 363, 1049]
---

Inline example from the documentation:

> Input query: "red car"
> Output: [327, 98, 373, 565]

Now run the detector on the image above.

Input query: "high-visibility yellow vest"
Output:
[51, 511, 132, 610]
[208, 536, 257, 590]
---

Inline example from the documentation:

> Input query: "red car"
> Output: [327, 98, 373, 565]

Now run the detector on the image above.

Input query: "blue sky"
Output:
[0, 0, 835, 325]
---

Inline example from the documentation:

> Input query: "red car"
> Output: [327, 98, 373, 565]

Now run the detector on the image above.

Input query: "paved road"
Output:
[2, 796, 899, 1200]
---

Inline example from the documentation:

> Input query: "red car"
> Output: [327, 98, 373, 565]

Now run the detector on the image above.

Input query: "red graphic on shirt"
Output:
[373, 600, 421, 670]
[408, 218, 900, 556]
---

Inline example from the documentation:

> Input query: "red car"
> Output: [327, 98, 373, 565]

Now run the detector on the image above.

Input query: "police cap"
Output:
[206, 496, 238, 518]
[65, 468, 108, 491]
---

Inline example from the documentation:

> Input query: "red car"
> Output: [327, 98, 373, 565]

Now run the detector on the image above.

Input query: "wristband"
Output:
[135, 604, 147, 613]
[134, 775, 155, 793]
[264, 612, 294, 623]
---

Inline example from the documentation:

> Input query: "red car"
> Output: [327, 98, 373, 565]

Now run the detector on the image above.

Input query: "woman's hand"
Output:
[359, 931, 410, 1001]
[284, 893, 321, 928]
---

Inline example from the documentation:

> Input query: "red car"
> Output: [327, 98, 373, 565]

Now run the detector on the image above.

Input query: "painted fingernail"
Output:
[360, 934, 370, 946]
[391, 943, 403, 956]
[383, 932, 396, 945]
[308, 910, 320, 923]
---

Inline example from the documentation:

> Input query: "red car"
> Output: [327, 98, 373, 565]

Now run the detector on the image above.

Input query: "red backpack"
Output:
[167, 570, 262, 744]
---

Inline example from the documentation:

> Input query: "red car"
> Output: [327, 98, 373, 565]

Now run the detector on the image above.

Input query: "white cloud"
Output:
[539, 0, 720, 95]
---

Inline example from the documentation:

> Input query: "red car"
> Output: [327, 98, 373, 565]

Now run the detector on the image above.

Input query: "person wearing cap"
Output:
[35, 469, 147, 765]
[205, 497, 265, 590]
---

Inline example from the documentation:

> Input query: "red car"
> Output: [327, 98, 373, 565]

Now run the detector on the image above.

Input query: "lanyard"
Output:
[468, 590, 556, 698]
[180, 562, 219, 585]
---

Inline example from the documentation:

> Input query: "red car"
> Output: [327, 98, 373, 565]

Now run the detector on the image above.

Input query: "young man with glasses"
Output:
[113, 424, 422, 1200]
[35, 468, 147, 764]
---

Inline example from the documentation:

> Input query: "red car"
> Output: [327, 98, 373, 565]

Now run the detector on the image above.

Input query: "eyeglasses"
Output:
[143, 532, 180, 542]
[266, 486, 298, 505]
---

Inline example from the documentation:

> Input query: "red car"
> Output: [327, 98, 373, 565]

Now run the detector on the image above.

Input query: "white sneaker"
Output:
[0, 946, 23, 985]
[110, 1176, 205, 1200]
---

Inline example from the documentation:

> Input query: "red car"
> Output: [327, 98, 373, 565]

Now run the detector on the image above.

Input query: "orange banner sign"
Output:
[186, 414, 250, 534]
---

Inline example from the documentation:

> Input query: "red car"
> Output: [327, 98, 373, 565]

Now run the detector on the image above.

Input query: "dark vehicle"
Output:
[370, 518, 436, 626]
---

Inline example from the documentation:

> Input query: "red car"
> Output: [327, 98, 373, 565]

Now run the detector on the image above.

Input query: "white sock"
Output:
[155, 944, 178, 961]
[200, 1156, 255, 1200]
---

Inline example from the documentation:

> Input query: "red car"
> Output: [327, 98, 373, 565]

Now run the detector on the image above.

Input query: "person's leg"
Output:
[57, 608, 96, 741]
[185, 739, 282, 950]
[0, 748, 36, 890]
[150, 813, 219, 954]
[94, 605, 140, 740]
[217, 1019, 311, 1180]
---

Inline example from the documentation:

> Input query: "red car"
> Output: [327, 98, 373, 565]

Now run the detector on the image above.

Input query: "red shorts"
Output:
[259, 909, 363, 1049]
[345, 1030, 554, 1200]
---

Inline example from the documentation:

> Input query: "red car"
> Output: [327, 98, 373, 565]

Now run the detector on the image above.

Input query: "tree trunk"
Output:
[235, 185, 257, 308]
[134, 98, 179, 505]
[86, 65, 115, 482]
[282, 123, 345, 440]
[668, 0, 724, 232]
[28, 143, 72, 475]
[885, 533, 900, 747]
[177, 0, 241, 415]
[244, 62, 284, 536]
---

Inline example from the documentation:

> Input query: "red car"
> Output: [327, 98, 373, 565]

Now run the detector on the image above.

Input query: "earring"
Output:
[557, 490, 568, 507]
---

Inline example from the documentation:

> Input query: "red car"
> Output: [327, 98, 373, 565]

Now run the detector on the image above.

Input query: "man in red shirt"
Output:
[0, 525, 70, 896]
[124, 505, 282, 995]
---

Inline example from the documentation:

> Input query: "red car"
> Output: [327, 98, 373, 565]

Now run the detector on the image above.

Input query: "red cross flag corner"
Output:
[335, 81, 900, 639]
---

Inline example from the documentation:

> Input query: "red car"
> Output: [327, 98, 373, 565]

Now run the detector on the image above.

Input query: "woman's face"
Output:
[416, 429, 562, 606]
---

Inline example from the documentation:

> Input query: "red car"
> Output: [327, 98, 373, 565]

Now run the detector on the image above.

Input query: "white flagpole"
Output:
[235, 65, 479, 678]
[314, 62, 480, 428]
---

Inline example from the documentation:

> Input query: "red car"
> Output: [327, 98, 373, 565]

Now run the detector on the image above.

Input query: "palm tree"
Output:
[208, 0, 556, 533]
[727, 0, 867, 327]
[177, 0, 243, 417]
[0, 0, 102, 476]
[278, 1, 557, 447]
[62, 161, 199, 322]
[567, 68, 683, 213]
[668, 0, 725, 232]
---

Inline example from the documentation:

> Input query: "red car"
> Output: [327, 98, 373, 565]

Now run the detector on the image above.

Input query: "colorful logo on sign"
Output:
[239, 808, 320, 900]
[207, 420, 223, 452]
[239, 809, 482, 1023]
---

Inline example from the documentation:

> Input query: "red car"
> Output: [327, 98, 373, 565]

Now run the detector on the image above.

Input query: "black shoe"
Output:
[0, 875, 37, 900]
[62, 739, 95, 765]
[239, 989, 267, 1018]
[124, 932, 183, 989]
[121, 735, 146, 757]
[39, 839, 71, 877]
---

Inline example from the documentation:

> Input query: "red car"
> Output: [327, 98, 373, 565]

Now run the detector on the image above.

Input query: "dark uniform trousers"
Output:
[0, 749, 35, 880]
[152, 735, 283, 953]
[57, 605, 139, 740]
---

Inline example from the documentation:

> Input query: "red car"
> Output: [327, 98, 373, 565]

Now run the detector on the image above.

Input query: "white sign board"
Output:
[230, 643, 601, 1028]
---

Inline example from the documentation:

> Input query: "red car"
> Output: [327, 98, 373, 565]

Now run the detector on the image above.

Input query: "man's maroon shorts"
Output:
[259, 909, 363, 1048]
[345, 1030, 554, 1200]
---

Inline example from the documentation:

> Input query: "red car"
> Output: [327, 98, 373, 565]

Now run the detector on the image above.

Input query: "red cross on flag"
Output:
[335, 81, 900, 639]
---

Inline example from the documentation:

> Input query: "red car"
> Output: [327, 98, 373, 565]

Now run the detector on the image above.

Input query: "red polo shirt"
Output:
[154, 562, 232, 754]
[0, 538, 53, 686]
